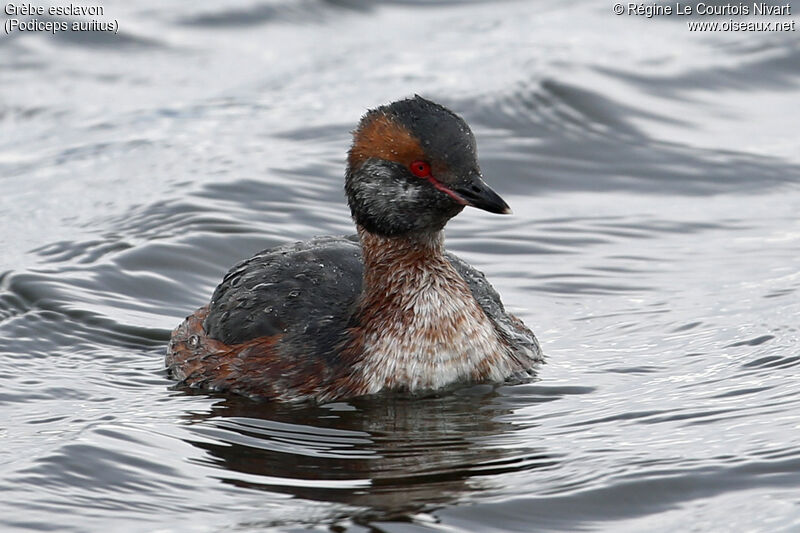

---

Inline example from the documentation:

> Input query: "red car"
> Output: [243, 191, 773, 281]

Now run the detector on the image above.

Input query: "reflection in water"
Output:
[180, 387, 557, 518]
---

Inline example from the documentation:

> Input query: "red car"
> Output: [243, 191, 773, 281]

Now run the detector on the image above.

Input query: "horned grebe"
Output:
[166, 96, 542, 402]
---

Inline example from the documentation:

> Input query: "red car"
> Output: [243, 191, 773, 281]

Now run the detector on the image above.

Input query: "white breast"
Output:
[356, 266, 515, 394]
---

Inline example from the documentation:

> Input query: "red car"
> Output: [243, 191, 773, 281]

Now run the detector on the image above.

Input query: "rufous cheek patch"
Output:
[348, 112, 427, 170]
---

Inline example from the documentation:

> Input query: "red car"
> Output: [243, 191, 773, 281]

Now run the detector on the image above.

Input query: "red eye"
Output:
[409, 160, 431, 178]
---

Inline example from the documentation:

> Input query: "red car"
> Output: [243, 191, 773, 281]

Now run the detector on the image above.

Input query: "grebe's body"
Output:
[167, 96, 542, 402]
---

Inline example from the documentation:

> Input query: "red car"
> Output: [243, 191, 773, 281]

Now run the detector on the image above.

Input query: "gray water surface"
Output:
[2, 1, 800, 531]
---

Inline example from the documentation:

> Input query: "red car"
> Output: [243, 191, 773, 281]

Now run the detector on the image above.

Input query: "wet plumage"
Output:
[166, 96, 542, 402]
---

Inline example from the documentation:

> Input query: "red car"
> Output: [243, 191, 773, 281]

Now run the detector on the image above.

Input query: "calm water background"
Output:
[2, 1, 800, 531]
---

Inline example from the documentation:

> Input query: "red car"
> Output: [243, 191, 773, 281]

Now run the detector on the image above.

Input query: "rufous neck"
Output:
[357, 226, 446, 292]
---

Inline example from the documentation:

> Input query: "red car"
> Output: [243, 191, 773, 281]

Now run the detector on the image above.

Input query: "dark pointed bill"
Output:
[451, 174, 512, 215]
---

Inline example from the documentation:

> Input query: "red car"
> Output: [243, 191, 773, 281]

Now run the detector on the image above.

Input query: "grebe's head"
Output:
[345, 95, 510, 237]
